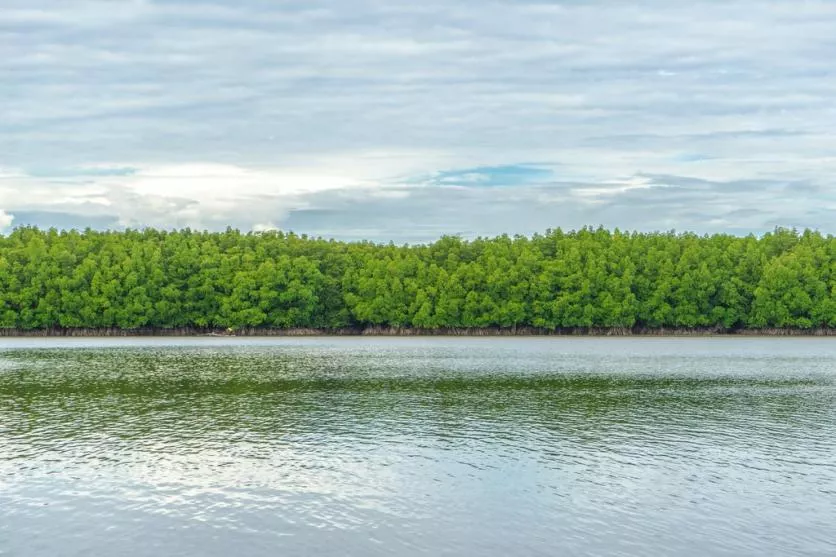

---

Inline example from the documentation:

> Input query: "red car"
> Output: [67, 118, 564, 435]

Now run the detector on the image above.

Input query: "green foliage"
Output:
[0, 226, 834, 331]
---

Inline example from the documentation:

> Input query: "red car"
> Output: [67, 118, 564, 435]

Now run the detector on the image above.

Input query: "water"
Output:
[1, 337, 835, 556]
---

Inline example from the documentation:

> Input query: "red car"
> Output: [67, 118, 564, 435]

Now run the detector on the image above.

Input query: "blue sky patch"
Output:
[428, 165, 554, 187]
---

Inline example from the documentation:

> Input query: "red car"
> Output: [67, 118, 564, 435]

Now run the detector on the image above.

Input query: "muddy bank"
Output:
[2, 326, 836, 337]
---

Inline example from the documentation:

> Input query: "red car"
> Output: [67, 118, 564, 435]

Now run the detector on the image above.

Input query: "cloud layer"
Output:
[2, 0, 835, 241]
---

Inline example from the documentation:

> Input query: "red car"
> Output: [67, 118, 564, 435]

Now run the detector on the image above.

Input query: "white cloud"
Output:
[252, 222, 279, 233]
[0, 210, 14, 230]
[0, 162, 367, 231]
[1, 0, 836, 238]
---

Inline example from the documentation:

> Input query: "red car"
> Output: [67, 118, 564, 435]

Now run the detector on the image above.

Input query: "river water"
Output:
[1, 337, 834, 556]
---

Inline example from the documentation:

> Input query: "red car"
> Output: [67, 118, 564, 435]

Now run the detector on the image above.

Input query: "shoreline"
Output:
[3, 326, 836, 337]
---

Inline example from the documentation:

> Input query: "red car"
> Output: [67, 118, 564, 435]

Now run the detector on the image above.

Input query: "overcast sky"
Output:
[2, 0, 835, 242]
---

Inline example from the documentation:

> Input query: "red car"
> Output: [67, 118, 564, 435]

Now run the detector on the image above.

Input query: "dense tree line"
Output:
[0, 226, 834, 331]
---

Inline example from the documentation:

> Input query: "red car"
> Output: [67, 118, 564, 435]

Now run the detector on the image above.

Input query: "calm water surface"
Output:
[1, 337, 835, 556]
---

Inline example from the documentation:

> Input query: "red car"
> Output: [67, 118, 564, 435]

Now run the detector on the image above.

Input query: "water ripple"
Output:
[1, 338, 835, 556]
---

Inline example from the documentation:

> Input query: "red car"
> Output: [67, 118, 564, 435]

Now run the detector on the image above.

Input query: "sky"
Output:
[2, 0, 836, 243]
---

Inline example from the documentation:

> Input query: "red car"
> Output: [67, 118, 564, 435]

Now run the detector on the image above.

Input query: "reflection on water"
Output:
[1, 338, 835, 556]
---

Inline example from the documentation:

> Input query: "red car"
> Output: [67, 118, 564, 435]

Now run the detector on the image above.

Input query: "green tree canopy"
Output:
[0, 226, 833, 331]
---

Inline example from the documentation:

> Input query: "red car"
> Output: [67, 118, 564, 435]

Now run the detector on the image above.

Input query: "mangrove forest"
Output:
[0, 226, 834, 333]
